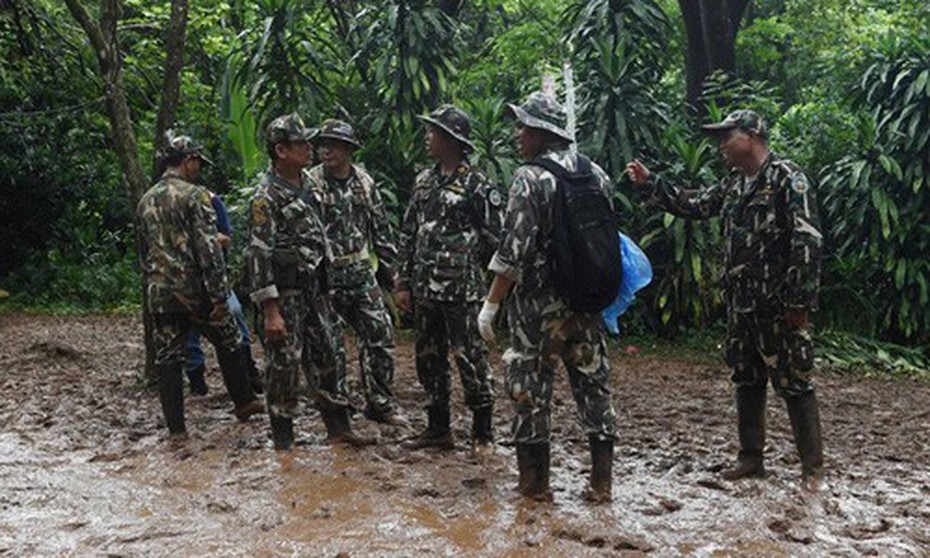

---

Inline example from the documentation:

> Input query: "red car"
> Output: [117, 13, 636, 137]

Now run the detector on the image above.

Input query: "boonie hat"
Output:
[418, 104, 476, 153]
[505, 91, 574, 143]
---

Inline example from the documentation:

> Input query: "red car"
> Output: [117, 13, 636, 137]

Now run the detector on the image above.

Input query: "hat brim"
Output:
[313, 132, 361, 148]
[193, 152, 214, 166]
[417, 115, 476, 153]
[505, 103, 574, 142]
[700, 122, 738, 135]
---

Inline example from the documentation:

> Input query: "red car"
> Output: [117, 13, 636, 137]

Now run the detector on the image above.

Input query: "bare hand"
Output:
[784, 308, 809, 330]
[393, 289, 412, 313]
[263, 301, 287, 342]
[625, 159, 651, 186]
[216, 233, 232, 248]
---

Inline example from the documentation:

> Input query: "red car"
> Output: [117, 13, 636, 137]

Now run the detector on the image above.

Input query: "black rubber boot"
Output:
[471, 406, 494, 446]
[216, 346, 263, 420]
[586, 436, 613, 503]
[246, 354, 263, 395]
[157, 363, 186, 435]
[786, 390, 824, 487]
[322, 409, 377, 448]
[402, 405, 453, 450]
[722, 385, 767, 480]
[516, 443, 552, 501]
[185, 364, 208, 396]
[269, 413, 294, 451]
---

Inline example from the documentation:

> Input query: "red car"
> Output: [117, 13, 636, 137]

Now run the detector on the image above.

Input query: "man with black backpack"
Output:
[478, 91, 619, 503]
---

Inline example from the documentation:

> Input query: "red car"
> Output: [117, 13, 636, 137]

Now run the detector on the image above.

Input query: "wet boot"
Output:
[471, 406, 494, 447]
[216, 346, 263, 421]
[185, 364, 208, 396]
[269, 413, 294, 451]
[786, 390, 824, 488]
[322, 409, 377, 448]
[585, 436, 613, 503]
[246, 355, 263, 395]
[402, 405, 454, 450]
[516, 443, 552, 502]
[157, 363, 186, 435]
[722, 385, 767, 480]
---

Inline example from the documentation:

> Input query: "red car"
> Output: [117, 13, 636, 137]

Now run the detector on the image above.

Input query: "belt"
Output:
[330, 247, 369, 268]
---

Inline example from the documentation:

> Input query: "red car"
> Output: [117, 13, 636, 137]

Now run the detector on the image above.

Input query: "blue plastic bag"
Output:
[602, 232, 653, 335]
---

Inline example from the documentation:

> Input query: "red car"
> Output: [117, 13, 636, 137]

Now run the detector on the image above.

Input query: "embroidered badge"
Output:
[791, 178, 809, 195]
[487, 189, 502, 207]
[251, 198, 269, 226]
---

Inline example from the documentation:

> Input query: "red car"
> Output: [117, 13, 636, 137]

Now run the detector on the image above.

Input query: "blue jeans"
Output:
[185, 291, 251, 373]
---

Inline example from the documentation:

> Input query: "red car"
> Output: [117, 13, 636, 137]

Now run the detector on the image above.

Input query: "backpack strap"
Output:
[528, 154, 592, 184]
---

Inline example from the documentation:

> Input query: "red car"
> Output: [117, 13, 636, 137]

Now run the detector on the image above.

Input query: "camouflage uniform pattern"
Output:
[488, 148, 618, 445]
[400, 161, 504, 411]
[247, 167, 350, 418]
[306, 163, 399, 415]
[137, 170, 240, 365]
[647, 153, 822, 397]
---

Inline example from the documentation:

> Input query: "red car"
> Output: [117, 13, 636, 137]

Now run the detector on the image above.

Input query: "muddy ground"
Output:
[0, 313, 928, 556]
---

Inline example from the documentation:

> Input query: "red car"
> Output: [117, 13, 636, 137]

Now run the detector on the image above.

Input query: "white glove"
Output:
[478, 300, 500, 342]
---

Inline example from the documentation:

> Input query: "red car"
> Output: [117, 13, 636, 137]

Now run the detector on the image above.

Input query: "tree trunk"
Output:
[152, 0, 190, 179]
[678, 0, 749, 114]
[64, 0, 154, 382]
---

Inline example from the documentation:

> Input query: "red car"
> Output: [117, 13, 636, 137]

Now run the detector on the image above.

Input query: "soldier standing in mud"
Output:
[137, 132, 264, 440]
[477, 92, 618, 502]
[305, 119, 406, 426]
[247, 114, 372, 450]
[626, 110, 825, 489]
[394, 105, 504, 451]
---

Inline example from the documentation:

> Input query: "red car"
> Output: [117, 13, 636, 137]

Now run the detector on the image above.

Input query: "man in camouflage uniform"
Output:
[306, 119, 404, 425]
[137, 131, 263, 439]
[247, 113, 372, 450]
[478, 92, 618, 502]
[394, 105, 504, 451]
[626, 109, 825, 489]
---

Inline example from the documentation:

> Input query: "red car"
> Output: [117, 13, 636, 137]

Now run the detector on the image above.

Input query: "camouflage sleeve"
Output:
[488, 167, 542, 283]
[189, 188, 230, 303]
[647, 174, 726, 220]
[368, 183, 400, 282]
[471, 173, 505, 267]
[397, 188, 418, 291]
[247, 193, 279, 305]
[781, 170, 822, 309]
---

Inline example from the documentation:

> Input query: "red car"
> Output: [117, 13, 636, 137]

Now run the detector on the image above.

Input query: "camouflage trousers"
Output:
[724, 309, 816, 398]
[413, 299, 494, 411]
[151, 310, 242, 366]
[503, 293, 617, 445]
[257, 284, 351, 419]
[308, 262, 396, 415]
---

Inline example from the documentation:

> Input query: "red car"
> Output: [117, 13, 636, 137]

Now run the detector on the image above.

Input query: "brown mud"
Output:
[1, 313, 928, 556]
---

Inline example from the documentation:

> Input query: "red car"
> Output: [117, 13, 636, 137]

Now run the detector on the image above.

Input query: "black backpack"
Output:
[530, 155, 622, 313]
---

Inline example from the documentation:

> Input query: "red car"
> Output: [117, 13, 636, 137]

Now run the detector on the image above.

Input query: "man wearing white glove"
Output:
[481, 92, 617, 503]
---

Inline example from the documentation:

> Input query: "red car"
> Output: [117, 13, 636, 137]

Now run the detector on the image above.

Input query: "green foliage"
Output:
[817, 330, 930, 378]
[820, 41, 930, 342]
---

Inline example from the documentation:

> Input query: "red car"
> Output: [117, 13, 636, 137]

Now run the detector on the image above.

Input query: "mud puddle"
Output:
[1, 313, 929, 556]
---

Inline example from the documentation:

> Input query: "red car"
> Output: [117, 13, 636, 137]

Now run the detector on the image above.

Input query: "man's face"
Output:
[515, 123, 546, 160]
[180, 155, 203, 181]
[276, 139, 313, 168]
[318, 139, 353, 170]
[425, 125, 458, 160]
[716, 128, 754, 169]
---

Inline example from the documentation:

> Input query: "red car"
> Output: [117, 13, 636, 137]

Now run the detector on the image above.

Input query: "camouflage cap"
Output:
[313, 119, 362, 148]
[418, 104, 476, 153]
[266, 112, 315, 146]
[505, 91, 574, 143]
[163, 129, 213, 165]
[701, 109, 768, 139]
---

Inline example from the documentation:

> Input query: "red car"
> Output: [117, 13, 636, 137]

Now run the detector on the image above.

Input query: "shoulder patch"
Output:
[791, 177, 810, 195]
[487, 189, 502, 207]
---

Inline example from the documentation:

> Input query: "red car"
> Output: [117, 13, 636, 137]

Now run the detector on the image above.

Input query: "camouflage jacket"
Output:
[247, 167, 329, 305]
[136, 170, 229, 315]
[399, 161, 504, 302]
[306, 164, 399, 283]
[647, 152, 822, 312]
[489, 148, 613, 310]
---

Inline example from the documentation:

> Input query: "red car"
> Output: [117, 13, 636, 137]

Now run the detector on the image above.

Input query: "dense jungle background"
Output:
[1, 0, 929, 372]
